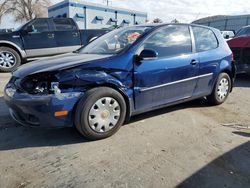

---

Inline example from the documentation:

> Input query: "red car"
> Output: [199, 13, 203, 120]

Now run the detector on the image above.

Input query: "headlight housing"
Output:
[20, 73, 59, 95]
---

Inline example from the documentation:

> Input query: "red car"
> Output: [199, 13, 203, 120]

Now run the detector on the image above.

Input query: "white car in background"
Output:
[221, 30, 235, 40]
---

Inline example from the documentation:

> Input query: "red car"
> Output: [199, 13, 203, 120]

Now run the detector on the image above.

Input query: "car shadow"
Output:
[233, 131, 250, 138]
[177, 141, 250, 188]
[0, 96, 208, 151]
[0, 96, 89, 151]
[129, 98, 208, 124]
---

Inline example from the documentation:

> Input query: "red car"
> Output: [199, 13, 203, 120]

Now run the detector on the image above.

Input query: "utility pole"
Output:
[104, 0, 112, 6]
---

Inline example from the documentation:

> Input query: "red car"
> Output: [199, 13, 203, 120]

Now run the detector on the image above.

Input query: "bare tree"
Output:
[152, 18, 163, 23]
[0, 0, 51, 23]
[0, 0, 9, 22]
[171, 19, 179, 23]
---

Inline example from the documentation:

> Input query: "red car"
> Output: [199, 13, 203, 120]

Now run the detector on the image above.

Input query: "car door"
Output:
[191, 26, 220, 97]
[52, 18, 81, 54]
[22, 18, 57, 58]
[134, 25, 199, 111]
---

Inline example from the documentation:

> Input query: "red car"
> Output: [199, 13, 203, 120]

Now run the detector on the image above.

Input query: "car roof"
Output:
[137, 23, 218, 31]
[240, 25, 250, 29]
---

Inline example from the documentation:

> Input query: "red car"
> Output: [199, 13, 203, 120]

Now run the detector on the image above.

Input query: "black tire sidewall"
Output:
[75, 87, 126, 140]
[0, 47, 21, 72]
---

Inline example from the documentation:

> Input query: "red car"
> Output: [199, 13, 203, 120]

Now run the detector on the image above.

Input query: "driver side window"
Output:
[27, 19, 50, 33]
[141, 25, 192, 58]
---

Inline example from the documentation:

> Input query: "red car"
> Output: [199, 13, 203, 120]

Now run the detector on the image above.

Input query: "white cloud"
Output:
[1, 0, 250, 28]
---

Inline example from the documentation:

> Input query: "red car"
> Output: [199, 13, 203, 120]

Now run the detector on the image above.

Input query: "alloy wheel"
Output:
[0, 51, 16, 68]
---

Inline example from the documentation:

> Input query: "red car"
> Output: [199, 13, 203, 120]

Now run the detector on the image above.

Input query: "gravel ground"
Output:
[0, 73, 249, 188]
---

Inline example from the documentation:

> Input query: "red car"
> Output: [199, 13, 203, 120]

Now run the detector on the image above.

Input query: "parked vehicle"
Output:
[221, 30, 235, 40]
[227, 25, 250, 74]
[0, 18, 109, 72]
[4, 23, 236, 140]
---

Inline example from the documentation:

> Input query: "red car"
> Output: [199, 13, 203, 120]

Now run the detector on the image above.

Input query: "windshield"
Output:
[78, 26, 152, 55]
[235, 27, 250, 37]
[14, 21, 29, 31]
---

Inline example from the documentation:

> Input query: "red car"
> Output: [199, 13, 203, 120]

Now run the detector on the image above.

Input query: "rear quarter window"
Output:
[192, 26, 218, 52]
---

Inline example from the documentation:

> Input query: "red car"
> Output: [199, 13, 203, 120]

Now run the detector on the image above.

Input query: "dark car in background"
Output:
[4, 23, 235, 140]
[0, 18, 109, 72]
[227, 25, 250, 74]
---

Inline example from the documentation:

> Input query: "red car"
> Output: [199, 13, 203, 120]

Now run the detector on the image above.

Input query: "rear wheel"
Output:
[75, 87, 126, 140]
[0, 47, 21, 72]
[207, 73, 231, 105]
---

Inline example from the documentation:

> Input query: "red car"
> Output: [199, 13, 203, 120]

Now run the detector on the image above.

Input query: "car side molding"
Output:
[140, 73, 213, 92]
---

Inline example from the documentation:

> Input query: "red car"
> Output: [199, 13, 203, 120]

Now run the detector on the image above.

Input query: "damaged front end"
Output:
[4, 67, 132, 128]
[4, 71, 85, 128]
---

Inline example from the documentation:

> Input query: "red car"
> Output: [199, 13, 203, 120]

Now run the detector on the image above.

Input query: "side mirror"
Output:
[139, 49, 158, 60]
[26, 25, 35, 33]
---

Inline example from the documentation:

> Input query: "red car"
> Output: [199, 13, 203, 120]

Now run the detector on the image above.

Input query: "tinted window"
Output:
[141, 25, 192, 58]
[192, 27, 218, 52]
[29, 19, 49, 32]
[53, 19, 76, 31]
[236, 27, 250, 37]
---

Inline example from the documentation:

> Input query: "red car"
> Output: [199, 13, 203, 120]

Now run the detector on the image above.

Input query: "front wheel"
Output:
[207, 73, 231, 105]
[0, 47, 21, 72]
[75, 87, 126, 140]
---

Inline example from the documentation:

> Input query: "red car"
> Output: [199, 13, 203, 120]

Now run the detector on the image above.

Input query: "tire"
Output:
[74, 87, 126, 140]
[207, 73, 231, 105]
[0, 47, 21, 72]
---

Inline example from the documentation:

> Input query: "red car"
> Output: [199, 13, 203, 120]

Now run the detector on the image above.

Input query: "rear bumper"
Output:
[4, 89, 83, 128]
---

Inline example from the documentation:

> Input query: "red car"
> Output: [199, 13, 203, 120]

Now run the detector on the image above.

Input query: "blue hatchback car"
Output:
[4, 24, 236, 140]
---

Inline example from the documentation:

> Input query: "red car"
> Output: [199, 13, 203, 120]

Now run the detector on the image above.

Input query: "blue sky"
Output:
[1, 0, 249, 29]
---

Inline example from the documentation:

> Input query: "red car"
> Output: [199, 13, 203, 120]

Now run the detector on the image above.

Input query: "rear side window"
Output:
[192, 27, 218, 52]
[142, 25, 192, 58]
[53, 19, 77, 31]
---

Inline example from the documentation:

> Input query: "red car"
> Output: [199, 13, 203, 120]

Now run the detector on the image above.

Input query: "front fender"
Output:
[57, 68, 134, 118]
[0, 40, 26, 59]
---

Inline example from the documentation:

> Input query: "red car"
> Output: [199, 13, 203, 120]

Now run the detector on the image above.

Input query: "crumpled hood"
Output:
[13, 53, 113, 78]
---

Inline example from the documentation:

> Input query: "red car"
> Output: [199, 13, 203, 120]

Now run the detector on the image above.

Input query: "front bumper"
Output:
[4, 88, 83, 128]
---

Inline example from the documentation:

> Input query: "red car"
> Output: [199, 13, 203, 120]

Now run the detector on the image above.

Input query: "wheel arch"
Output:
[219, 59, 235, 92]
[0, 41, 26, 61]
[220, 67, 235, 92]
[87, 83, 132, 122]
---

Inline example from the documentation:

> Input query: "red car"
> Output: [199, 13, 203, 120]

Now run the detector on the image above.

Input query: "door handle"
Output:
[72, 32, 78, 37]
[190, 60, 199, 66]
[47, 33, 54, 38]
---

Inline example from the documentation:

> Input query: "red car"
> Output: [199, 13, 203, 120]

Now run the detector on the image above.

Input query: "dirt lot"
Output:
[0, 73, 249, 188]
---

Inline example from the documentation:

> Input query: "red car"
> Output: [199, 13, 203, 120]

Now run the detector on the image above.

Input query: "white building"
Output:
[48, 0, 148, 29]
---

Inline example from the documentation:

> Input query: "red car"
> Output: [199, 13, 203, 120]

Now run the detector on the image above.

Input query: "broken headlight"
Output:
[20, 73, 59, 95]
